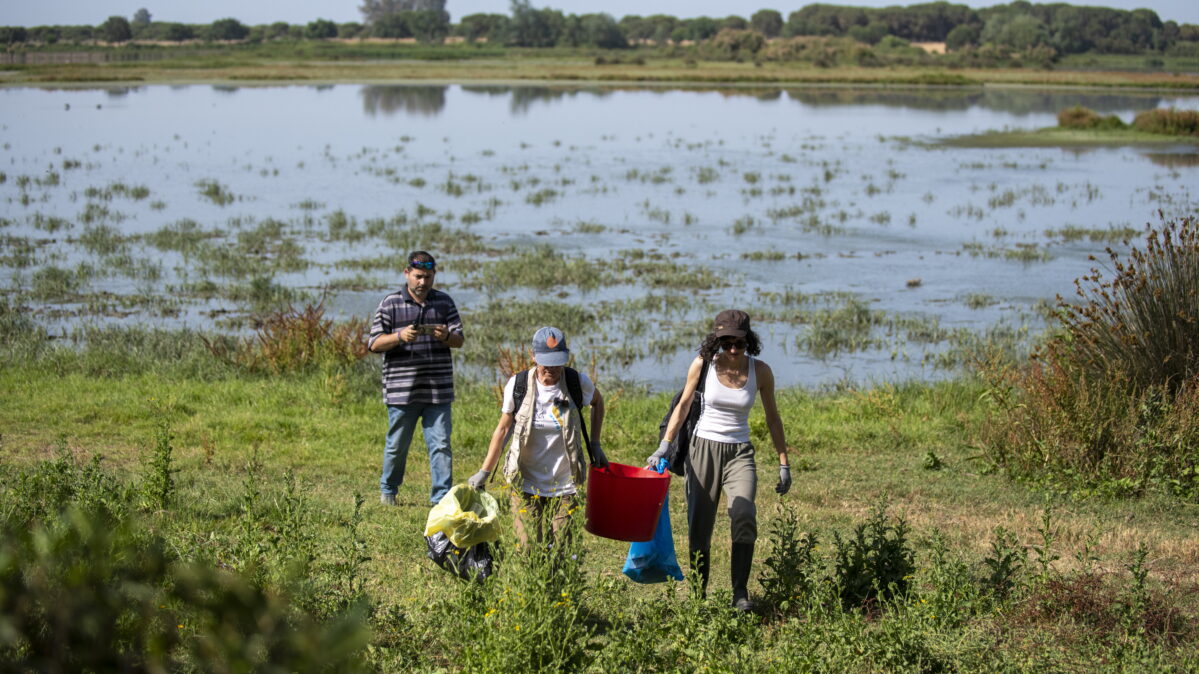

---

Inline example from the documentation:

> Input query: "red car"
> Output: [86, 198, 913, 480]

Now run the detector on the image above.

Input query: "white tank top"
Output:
[695, 357, 756, 444]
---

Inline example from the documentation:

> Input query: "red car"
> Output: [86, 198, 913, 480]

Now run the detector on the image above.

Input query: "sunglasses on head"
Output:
[719, 337, 747, 351]
[408, 259, 436, 271]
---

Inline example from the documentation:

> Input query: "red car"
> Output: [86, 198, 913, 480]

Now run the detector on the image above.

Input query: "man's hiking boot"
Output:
[731, 542, 755, 612]
[380, 493, 396, 506]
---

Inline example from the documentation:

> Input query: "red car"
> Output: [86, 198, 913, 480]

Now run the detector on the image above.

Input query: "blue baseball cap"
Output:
[531, 326, 569, 367]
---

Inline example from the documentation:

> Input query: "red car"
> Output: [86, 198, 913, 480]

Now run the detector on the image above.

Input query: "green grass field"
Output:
[3, 321, 1198, 669]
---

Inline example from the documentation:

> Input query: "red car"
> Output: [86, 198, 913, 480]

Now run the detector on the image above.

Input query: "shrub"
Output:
[0, 507, 369, 671]
[1133, 108, 1199, 137]
[204, 302, 369, 375]
[830, 502, 915, 610]
[758, 504, 819, 614]
[979, 216, 1199, 495]
[701, 28, 765, 60]
[1058, 216, 1199, 394]
[1057, 106, 1126, 130]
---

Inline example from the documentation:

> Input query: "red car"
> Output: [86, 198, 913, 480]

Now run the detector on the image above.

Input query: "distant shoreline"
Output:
[4, 56, 1199, 90]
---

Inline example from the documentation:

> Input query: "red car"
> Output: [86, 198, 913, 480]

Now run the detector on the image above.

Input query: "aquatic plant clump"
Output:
[1057, 106, 1125, 131]
[979, 215, 1199, 497]
[1133, 108, 1199, 137]
[1056, 214, 1199, 394]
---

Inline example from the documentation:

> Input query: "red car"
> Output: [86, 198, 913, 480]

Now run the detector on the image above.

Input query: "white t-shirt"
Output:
[502, 371, 595, 497]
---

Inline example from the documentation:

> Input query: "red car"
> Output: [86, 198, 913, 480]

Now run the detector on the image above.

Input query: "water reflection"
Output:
[350, 84, 1169, 119]
[784, 88, 1163, 114]
[461, 85, 614, 115]
[1144, 152, 1199, 168]
[361, 85, 447, 117]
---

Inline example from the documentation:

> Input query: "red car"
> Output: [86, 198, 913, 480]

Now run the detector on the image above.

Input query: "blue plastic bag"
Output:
[622, 459, 684, 583]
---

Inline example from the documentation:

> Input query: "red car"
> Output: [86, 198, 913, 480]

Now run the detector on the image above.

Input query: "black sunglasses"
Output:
[408, 259, 436, 271]
[719, 338, 747, 351]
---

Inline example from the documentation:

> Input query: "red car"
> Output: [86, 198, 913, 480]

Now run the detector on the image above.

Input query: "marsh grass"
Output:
[144, 218, 222, 255]
[196, 179, 236, 206]
[1046, 224, 1139, 243]
[963, 293, 998, 309]
[202, 302, 369, 377]
[978, 216, 1199, 497]
[1133, 108, 1199, 137]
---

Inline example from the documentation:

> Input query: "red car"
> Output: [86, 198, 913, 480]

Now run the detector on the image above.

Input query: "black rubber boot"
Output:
[731, 542, 755, 612]
[689, 546, 710, 598]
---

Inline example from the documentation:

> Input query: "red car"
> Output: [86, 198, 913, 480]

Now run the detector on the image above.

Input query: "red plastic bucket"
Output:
[584, 462, 671, 542]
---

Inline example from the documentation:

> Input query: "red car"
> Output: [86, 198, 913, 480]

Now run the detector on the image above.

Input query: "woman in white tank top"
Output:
[649, 309, 792, 612]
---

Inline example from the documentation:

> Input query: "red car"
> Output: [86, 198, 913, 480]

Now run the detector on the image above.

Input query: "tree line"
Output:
[2, 1, 1198, 58]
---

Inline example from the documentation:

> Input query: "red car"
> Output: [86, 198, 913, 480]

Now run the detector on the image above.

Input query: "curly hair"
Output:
[699, 328, 762, 361]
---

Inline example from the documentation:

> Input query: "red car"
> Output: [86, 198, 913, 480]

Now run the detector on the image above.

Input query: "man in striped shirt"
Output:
[368, 251, 465, 506]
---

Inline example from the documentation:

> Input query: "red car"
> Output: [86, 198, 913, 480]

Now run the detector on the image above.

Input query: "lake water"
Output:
[1, 83, 1197, 390]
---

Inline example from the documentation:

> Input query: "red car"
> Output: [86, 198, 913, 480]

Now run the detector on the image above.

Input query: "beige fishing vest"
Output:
[502, 368, 589, 489]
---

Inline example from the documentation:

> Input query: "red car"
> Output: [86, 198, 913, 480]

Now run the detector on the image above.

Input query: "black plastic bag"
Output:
[425, 531, 495, 582]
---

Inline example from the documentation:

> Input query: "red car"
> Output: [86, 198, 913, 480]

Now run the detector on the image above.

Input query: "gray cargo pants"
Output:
[685, 435, 758, 547]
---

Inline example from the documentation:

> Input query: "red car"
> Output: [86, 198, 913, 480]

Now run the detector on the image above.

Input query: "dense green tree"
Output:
[720, 15, 748, 32]
[945, 23, 980, 50]
[264, 22, 291, 40]
[881, 2, 977, 42]
[59, 25, 94, 43]
[507, 0, 564, 47]
[564, 13, 626, 48]
[618, 15, 648, 41]
[407, 9, 450, 43]
[360, 0, 447, 25]
[672, 16, 719, 42]
[27, 26, 61, 43]
[646, 15, 678, 44]
[160, 23, 195, 42]
[848, 21, 889, 45]
[98, 16, 132, 43]
[982, 13, 1048, 50]
[372, 13, 412, 38]
[750, 9, 784, 38]
[306, 19, 338, 39]
[338, 22, 365, 39]
[0, 26, 28, 44]
[132, 8, 151, 29]
[457, 13, 507, 42]
[208, 18, 249, 41]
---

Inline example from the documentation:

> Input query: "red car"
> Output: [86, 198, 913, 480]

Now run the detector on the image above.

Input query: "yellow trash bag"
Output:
[423, 484, 501, 549]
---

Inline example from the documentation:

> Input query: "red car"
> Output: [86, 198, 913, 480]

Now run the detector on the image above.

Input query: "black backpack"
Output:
[657, 357, 710, 476]
[511, 367, 594, 463]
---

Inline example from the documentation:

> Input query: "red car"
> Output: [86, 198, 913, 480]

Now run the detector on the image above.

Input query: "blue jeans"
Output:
[381, 402, 453, 505]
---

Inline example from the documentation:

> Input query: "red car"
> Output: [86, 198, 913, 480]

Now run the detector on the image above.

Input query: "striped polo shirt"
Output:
[368, 286, 463, 406]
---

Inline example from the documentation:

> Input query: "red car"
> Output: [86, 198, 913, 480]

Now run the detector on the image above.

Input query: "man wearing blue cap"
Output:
[369, 251, 465, 507]
[469, 326, 607, 548]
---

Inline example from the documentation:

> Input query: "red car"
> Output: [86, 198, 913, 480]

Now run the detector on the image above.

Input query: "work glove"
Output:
[775, 465, 792, 495]
[467, 469, 491, 490]
[646, 439, 672, 469]
[591, 441, 609, 469]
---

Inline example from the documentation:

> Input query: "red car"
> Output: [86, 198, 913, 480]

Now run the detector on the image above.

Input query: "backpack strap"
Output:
[511, 368, 530, 415]
[564, 367, 594, 463]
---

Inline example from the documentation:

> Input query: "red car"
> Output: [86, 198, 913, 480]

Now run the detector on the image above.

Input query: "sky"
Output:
[3, 1, 1197, 27]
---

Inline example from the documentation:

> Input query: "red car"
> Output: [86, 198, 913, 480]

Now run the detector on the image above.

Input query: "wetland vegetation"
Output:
[3, 83, 1197, 387]
[2, 67, 1199, 670]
